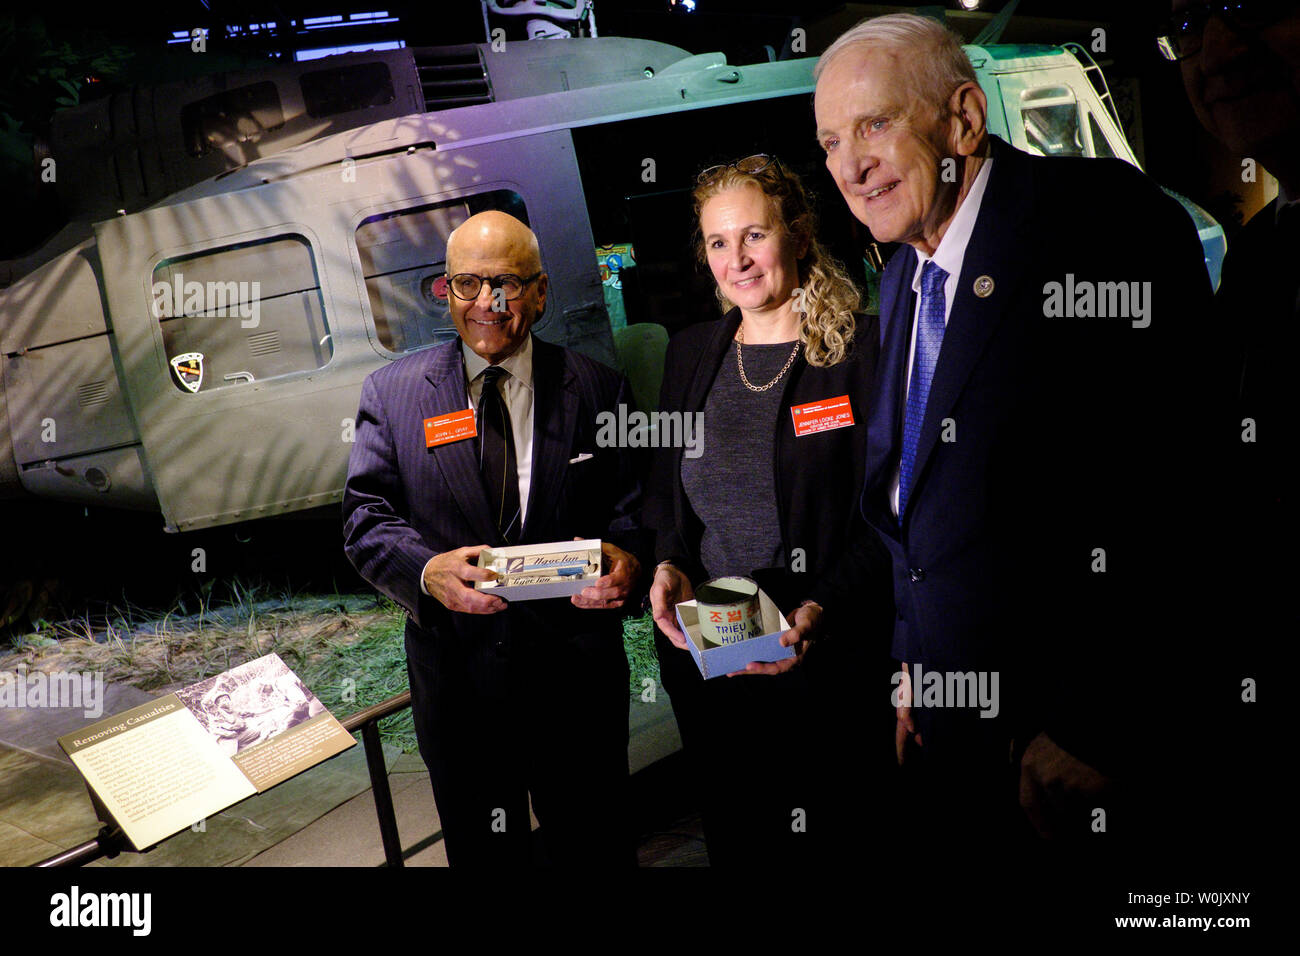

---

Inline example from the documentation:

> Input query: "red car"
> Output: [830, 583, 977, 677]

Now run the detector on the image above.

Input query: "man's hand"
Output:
[1019, 731, 1109, 839]
[895, 662, 923, 765]
[729, 600, 823, 677]
[572, 541, 641, 610]
[423, 545, 507, 614]
[649, 562, 694, 647]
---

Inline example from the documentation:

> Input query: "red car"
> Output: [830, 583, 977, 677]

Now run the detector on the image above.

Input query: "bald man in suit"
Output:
[343, 211, 644, 866]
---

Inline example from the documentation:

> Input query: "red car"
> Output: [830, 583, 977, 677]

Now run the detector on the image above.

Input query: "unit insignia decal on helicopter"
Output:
[170, 352, 205, 393]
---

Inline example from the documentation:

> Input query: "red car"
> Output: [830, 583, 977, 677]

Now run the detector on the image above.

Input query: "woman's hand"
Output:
[650, 562, 695, 649]
[729, 600, 821, 676]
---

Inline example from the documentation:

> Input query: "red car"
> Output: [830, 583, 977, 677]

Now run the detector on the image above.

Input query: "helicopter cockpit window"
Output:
[151, 235, 332, 394]
[181, 82, 285, 160]
[301, 62, 396, 118]
[355, 189, 529, 354]
[1087, 112, 1117, 159]
[1021, 86, 1085, 159]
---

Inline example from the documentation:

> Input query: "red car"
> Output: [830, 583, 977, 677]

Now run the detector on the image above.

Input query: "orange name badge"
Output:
[791, 395, 855, 437]
[424, 409, 477, 448]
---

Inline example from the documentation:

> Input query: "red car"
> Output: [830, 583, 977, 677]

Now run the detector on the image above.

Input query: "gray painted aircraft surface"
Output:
[0, 36, 1224, 533]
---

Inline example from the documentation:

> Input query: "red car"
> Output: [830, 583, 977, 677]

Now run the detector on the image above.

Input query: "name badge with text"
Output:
[791, 395, 855, 437]
[425, 409, 477, 448]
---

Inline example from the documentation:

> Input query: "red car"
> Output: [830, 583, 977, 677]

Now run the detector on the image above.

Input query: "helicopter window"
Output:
[355, 189, 529, 354]
[151, 235, 332, 393]
[1020, 86, 1085, 159]
[301, 62, 396, 119]
[181, 82, 285, 159]
[1087, 111, 1117, 160]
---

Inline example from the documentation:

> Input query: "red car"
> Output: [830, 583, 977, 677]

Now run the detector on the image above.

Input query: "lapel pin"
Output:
[973, 275, 994, 298]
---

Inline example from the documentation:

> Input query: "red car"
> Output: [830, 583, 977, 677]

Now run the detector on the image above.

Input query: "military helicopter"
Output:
[0, 28, 1225, 534]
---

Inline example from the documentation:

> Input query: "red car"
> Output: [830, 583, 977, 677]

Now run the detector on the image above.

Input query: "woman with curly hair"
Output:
[645, 154, 893, 865]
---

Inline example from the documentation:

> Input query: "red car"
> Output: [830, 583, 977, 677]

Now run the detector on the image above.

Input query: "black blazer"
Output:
[645, 307, 889, 615]
[1197, 198, 1295, 847]
[1216, 196, 1296, 535]
[851, 135, 1218, 771]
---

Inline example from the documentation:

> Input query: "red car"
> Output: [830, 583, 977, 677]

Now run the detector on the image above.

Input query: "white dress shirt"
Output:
[420, 334, 536, 595]
[891, 158, 994, 518]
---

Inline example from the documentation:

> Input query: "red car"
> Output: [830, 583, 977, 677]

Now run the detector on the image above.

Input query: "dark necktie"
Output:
[899, 260, 948, 519]
[478, 365, 520, 543]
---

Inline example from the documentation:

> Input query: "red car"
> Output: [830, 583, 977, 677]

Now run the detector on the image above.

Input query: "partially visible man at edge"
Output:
[794, 13, 1225, 855]
[342, 210, 644, 866]
[1162, 0, 1296, 851]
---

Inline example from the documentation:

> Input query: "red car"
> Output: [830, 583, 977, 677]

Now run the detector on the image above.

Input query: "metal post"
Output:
[361, 720, 404, 867]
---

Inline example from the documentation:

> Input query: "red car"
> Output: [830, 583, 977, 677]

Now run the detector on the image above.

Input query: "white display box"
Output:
[475, 539, 602, 602]
[674, 589, 793, 679]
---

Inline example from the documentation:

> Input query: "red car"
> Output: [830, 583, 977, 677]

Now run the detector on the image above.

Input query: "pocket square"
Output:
[568, 452, 594, 464]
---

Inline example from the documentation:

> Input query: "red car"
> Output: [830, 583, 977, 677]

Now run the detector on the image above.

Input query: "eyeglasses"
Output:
[696, 153, 779, 185]
[1156, 1, 1294, 61]
[446, 272, 543, 301]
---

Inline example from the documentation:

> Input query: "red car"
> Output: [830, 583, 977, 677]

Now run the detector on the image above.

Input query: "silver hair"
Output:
[814, 13, 977, 118]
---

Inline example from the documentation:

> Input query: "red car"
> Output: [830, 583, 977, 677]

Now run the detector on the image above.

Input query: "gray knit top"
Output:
[680, 339, 795, 580]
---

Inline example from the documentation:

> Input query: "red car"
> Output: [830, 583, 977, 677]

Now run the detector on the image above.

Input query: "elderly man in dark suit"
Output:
[804, 13, 1219, 848]
[342, 210, 643, 867]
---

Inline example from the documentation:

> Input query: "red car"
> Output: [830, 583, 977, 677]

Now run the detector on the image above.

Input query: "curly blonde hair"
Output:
[692, 157, 861, 367]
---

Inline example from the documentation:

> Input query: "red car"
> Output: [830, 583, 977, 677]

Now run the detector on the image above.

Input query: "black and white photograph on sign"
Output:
[175, 655, 323, 756]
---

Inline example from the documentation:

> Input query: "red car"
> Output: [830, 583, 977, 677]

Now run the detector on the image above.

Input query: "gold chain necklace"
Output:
[735, 323, 801, 392]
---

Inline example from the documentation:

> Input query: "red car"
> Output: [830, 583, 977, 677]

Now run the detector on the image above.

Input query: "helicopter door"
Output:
[94, 200, 354, 532]
[94, 129, 603, 532]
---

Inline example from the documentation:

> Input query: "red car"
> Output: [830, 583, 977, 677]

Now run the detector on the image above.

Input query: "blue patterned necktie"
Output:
[899, 260, 948, 519]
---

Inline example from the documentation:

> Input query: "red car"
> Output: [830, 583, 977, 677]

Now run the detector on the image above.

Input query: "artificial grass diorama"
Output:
[0, 578, 661, 754]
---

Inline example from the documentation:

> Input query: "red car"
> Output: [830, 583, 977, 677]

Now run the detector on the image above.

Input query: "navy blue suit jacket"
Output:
[855, 135, 1217, 771]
